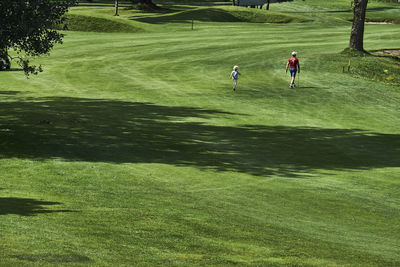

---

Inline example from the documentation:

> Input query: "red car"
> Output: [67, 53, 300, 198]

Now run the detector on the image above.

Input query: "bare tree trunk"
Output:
[115, 0, 119, 16]
[349, 0, 368, 51]
[266, 0, 270, 10]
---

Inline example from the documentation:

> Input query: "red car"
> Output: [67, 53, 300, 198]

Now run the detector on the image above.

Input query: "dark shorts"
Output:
[289, 68, 297, 77]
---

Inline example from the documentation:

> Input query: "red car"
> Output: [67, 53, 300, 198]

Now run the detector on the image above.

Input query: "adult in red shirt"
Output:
[285, 51, 300, 88]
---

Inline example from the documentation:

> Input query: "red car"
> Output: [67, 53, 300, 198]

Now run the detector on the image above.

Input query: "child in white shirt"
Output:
[230, 65, 240, 91]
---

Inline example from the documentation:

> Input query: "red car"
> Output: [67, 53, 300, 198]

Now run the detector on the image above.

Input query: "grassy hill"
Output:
[1, 0, 400, 266]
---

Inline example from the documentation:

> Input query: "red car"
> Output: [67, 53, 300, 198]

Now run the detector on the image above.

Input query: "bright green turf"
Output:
[1, 0, 400, 266]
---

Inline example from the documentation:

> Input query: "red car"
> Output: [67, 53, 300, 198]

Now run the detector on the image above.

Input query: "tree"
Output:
[115, 0, 119, 16]
[349, 0, 368, 51]
[0, 0, 76, 75]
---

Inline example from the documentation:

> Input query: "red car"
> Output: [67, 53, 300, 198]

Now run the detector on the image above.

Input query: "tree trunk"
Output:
[115, 0, 119, 16]
[349, 0, 368, 51]
[266, 0, 270, 10]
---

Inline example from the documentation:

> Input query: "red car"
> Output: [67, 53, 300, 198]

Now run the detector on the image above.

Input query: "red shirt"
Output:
[288, 56, 299, 68]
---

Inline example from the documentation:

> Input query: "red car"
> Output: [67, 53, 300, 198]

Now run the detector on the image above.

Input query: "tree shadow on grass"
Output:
[0, 68, 24, 72]
[131, 8, 243, 24]
[0, 91, 23, 95]
[0, 197, 73, 216]
[0, 97, 399, 177]
[366, 7, 400, 12]
[12, 253, 90, 264]
[77, 0, 131, 7]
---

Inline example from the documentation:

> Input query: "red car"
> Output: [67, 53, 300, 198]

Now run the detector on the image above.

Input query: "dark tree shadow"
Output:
[0, 97, 399, 177]
[366, 7, 399, 12]
[12, 253, 90, 264]
[0, 68, 24, 72]
[0, 91, 22, 95]
[325, 9, 352, 13]
[77, 0, 131, 7]
[7, 68, 24, 72]
[0, 197, 73, 216]
[293, 86, 322, 89]
[286, 6, 397, 14]
[131, 8, 243, 24]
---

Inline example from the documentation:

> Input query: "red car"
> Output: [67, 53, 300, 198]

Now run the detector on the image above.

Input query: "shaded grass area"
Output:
[132, 7, 243, 23]
[10, 254, 91, 264]
[0, 197, 71, 216]
[0, 97, 400, 177]
[131, 6, 306, 24]
[77, 0, 135, 6]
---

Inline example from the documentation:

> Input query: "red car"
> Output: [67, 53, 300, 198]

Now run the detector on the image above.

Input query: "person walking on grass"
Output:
[230, 65, 240, 91]
[285, 51, 300, 88]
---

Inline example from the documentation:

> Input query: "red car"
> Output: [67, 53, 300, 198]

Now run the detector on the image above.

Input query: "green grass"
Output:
[128, 6, 307, 24]
[1, 0, 400, 266]
[56, 14, 143, 32]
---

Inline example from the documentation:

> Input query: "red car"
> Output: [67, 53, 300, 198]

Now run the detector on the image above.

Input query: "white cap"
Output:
[292, 51, 297, 56]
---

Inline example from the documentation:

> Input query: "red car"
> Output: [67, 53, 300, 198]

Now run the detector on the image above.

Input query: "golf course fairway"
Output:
[0, 0, 399, 265]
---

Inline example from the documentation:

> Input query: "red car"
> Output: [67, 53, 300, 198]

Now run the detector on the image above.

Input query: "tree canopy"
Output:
[0, 0, 76, 75]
